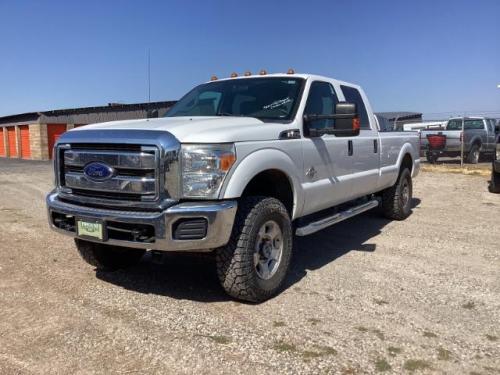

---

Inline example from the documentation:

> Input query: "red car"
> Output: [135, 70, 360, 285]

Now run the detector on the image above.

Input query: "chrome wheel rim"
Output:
[254, 220, 283, 280]
[401, 179, 410, 207]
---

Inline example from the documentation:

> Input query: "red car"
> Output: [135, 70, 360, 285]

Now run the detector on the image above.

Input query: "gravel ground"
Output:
[0, 158, 499, 374]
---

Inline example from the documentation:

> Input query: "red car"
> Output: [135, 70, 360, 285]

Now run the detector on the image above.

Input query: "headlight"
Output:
[181, 144, 236, 198]
[496, 143, 500, 161]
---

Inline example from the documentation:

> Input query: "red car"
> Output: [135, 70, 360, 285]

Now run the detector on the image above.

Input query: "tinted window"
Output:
[166, 77, 304, 121]
[340, 85, 370, 129]
[303, 81, 338, 131]
[447, 119, 485, 130]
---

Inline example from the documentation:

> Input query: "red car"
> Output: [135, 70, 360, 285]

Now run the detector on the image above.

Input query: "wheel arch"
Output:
[470, 137, 482, 148]
[400, 152, 413, 173]
[221, 149, 303, 219]
[396, 142, 416, 175]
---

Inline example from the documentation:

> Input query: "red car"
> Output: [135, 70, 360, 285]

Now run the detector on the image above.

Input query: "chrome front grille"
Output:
[60, 145, 159, 201]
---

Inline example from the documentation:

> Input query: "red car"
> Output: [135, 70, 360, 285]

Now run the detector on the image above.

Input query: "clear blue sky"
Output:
[0, 0, 499, 118]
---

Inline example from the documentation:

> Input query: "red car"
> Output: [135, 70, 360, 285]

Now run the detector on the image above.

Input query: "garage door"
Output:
[7, 127, 17, 157]
[47, 124, 67, 159]
[19, 125, 31, 159]
[0, 128, 4, 156]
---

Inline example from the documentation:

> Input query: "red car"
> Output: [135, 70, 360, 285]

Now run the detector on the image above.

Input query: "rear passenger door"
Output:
[340, 85, 380, 197]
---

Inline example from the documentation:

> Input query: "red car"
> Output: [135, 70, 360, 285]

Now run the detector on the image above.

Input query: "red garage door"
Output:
[47, 124, 67, 159]
[0, 128, 4, 156]
[19, 125, 31, 159]
[7, 127, 17, 157]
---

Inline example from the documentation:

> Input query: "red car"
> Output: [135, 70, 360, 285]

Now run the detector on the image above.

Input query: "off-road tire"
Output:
[380, 168, 413, 220]
[466, 144, 480, 164]
[215, 197, 293, 303]
[426, 151, 439, 164]
[489, 170, 500, 194]
[75, 239, 145, 271]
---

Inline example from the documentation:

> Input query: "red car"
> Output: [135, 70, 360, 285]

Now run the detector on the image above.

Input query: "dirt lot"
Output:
[0, 158, 499, 374]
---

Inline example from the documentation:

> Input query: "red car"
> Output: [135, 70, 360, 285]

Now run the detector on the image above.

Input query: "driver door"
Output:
[301, 81, 354, 216]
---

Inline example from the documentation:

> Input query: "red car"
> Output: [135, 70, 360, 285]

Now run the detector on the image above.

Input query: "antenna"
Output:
[148, 49, 151, 104]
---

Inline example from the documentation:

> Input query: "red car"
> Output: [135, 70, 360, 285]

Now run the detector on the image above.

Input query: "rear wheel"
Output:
[75, 239, 145, 271]
[215, 197, 293, 303]
[380, 168, 413, 220]
[489, 169, 500, 194]
[466, 144, 480, 164]
[426, 151, 439, 164]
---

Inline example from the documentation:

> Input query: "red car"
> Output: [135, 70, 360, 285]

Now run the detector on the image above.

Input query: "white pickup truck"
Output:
[47, 72, 420, 302]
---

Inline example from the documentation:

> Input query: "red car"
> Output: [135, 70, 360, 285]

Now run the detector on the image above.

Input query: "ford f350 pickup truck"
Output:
[47, 72, 420, 302]
[420, 117, 498, 164]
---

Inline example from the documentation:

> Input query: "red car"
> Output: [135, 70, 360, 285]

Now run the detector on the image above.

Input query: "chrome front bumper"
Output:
[46, 191, 237, 252]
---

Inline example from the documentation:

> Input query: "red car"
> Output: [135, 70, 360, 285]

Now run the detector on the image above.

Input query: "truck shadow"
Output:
[96, 198, 420, 303]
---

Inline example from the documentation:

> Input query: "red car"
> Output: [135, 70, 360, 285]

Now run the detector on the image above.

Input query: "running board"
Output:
[295, 200, 379, 236]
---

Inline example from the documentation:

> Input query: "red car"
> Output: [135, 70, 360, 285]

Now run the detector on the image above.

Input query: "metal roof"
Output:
[0, 100, 177, 126]
[375, 112, 422, 121]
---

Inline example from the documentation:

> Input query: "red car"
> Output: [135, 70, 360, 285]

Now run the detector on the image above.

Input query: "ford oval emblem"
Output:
[83, 162, 115, 181]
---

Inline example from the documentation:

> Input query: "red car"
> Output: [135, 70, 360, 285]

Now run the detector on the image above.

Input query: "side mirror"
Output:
[303, 102, 360, 137]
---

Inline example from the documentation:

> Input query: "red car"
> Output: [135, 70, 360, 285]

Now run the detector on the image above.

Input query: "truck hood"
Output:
[71, 116, 290, 143]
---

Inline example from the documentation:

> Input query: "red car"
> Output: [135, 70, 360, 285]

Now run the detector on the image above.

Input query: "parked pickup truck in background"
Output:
[420, 117, 498, 164]
[46, 72, 420, 302]
[489, 138, 500, 193]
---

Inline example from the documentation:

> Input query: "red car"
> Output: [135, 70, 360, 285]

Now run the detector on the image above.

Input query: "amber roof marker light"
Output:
[230, 72, 238, 78]
[287, 68, 295, 74]
[210, 75, 218, 81]
[259, 69, 267, 75]
[244, 71, 252, 76]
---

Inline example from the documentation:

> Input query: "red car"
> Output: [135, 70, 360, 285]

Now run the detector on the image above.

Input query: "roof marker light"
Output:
[230, 72, 238, 78]
[244, 71, 252, 76]
[210, 75, 218, 81]
[259, 69, 267, 75]
[287, 68, 295, 74]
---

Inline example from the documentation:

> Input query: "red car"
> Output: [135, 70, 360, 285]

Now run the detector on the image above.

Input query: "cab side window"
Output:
[303, 81, 338, 132]
[340, 85, 370, 129]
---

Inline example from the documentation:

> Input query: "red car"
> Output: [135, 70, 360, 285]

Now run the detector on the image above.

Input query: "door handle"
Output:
[348, 140, 353, 156]
[374, 139, 378, 153]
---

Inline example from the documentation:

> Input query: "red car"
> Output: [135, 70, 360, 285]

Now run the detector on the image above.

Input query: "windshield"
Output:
[165, 77, 304, 121]
[447, 119, 485, 130]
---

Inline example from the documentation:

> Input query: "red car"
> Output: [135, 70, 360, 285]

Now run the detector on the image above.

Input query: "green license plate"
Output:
[77, 220, 104, 240]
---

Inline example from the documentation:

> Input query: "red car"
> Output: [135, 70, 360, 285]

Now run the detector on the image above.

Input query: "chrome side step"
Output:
[295, 200, 379, 236]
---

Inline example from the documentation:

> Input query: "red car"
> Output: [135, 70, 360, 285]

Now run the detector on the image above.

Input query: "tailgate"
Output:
[420, 130, 461, 150]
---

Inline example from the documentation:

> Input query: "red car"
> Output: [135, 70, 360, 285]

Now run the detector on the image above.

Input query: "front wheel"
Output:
[75, 239, 145, 271]
[380, 168, 413, 220]
[489, 169, 500, 194]
[215, 197, 293, 303]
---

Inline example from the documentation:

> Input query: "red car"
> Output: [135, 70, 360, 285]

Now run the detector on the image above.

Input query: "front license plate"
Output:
[77, 220, 104, 240]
